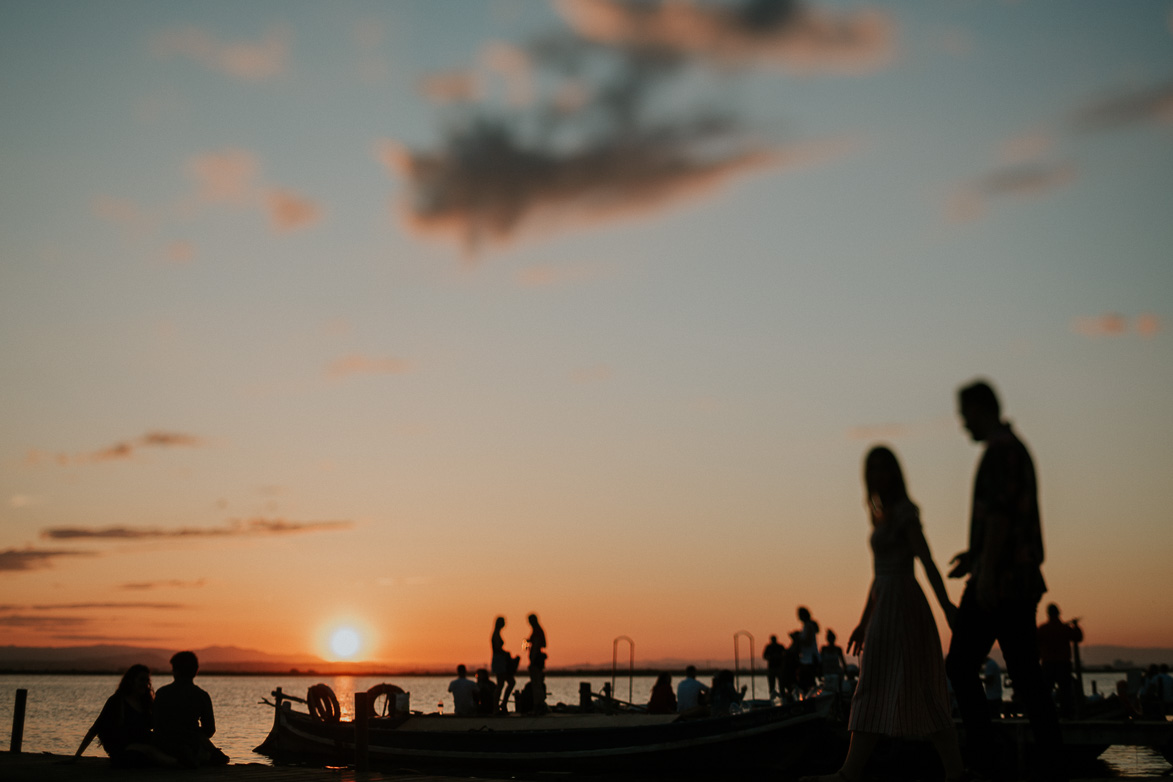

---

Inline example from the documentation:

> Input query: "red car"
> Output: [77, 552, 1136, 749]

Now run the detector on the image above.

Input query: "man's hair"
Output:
[959, 380, 1000, 417]
[170, 650, 199, 678]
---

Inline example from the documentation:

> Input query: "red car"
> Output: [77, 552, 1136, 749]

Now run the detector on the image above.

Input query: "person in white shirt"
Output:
[448, 665, 479, 716]
[676, 665, 710, 713]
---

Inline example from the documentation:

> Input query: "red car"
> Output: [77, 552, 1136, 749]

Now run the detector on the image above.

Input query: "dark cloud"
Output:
[30, 430, 205, 466]
[388, 3, 867, 254]
[119, 579, 207, 590]
[0, 548, 96, 572]
[0, 614, 87, 628]
[557, 0, 896, 74]
[947, 161, 1076, 222]
[41, 518, 354, 540]
[28, 602, 187, 610]
[1070, 81, 1173, 132]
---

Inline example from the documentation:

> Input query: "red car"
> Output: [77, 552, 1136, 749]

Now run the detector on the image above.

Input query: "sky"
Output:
[2, 0, 1171, 670]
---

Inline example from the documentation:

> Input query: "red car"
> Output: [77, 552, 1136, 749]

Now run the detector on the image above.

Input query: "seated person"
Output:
[676, 665, 710, 713]
[709, 669, 746, 716]
[647, 673, 676, 714]
[72, 664, 178, 767]
[153, 651, 229, 767]
[447, 664, 479, 716]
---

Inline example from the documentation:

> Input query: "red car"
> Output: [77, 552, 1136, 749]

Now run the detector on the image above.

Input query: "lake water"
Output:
[2, 672, 1168, 777]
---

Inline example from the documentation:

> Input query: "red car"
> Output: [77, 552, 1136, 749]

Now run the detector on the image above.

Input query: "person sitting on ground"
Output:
[474, 668, 497, 715]
[153, 651, 228, 767]
[709, 669, 746, 716]
[676, 665, 710, 714]
[71, 664, 178, 767]
[820, 630, 849, 694]
[647, 673, 677, 714]
[448, 664, 479, 716]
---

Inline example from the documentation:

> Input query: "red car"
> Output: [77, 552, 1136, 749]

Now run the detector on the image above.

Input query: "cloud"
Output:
[1069, 81, 1173, 132]
[26, 602, 186, 611]
[41, 518, 354, 540]
[53, 430, 206, 465]
[383, 122, 780, 253]
[182, 149, 322, 233]
[0, 548, 96, 573]
[0, 614, 87, 628]
[119, 579, 207, 591]
[947, 161, 1077, 222]
[92, 195, 151, 239]
[556, 0, 897, 74]
[391, 4, 862, 254]
[151, 25, 292, 81]
[418, 70, 482, 103]
[266, 189, 322, 232]
[187, 148, 260, 205]
[326, 354, 413, 379]
[1072, 313, 1163, 339]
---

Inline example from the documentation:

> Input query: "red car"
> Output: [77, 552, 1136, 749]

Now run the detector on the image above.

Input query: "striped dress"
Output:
[847, 500, 953, 738]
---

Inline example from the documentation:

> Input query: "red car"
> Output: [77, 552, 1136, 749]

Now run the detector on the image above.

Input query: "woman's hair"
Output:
[864, 445, 910, 509]
[494, 616, 505, 630]
[797, 606, 811, 622]
[117, 664, 152, 697]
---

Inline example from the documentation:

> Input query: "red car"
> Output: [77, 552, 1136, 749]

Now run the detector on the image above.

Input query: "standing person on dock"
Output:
[945, 380, 1063, 779]
[491, 616, 519, 712]
[801, 446, 964, 782]
[526, 613, 548, 714]
[763, 634, 786, 699]
[819, 630, 848, 695]
[796, 607, 821, 694]
[1038, 603, 1083, 717]
[70, 664, 178, 767]
[153, 651, 229, 767]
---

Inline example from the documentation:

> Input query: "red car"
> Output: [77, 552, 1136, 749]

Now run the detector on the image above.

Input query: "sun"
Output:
[329, 627, 362, 660]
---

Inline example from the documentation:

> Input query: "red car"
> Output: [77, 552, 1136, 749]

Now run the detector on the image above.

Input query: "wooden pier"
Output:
[2, 750, 1170, 782]
[0, 752, 520, 782]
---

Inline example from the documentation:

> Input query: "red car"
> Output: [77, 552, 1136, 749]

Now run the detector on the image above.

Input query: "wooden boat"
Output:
[255, 684, 840, 774]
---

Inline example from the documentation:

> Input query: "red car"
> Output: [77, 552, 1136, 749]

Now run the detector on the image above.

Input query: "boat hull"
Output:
[256, 697, 839, 774]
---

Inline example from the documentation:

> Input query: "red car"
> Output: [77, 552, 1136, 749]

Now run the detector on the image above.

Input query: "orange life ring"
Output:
[307, 683, 341, 723]
[366, 682, 406, 717]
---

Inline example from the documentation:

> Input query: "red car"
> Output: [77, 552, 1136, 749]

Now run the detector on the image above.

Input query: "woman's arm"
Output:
[906, 515, 957, 628]
[847, 581, 875, 656]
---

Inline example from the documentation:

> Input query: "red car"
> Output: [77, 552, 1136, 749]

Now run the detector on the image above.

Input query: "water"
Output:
[2, 672, 1168, 776]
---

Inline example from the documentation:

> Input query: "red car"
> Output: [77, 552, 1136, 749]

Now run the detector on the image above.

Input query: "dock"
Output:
[2, 750, 1170, 782]
[0, 752, 514, 782]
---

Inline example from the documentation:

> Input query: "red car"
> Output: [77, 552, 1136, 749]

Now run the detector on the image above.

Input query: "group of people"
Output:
[486, 613, 546, 714]
[73, 651, 227, 768]
[803, 380, 1066, 782]
[762, 609, 851, 701]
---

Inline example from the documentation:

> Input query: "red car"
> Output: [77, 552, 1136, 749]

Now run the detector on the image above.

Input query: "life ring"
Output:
[307, 683, 341, 723]
[366, 682, 406, 717]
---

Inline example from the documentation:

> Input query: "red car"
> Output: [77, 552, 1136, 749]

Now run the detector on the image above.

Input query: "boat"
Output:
[255, 683, 841, 775]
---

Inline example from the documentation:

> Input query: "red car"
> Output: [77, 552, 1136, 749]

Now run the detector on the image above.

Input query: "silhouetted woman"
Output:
[72, 665, 177, 767]
[527, 613, 548, 713]
[803, 446, 963, 782]
[491, 616, 517, 712]
[647, 673, 677, 714]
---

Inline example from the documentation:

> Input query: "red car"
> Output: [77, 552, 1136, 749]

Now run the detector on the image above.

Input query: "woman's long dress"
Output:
[847, 500, 953, 738]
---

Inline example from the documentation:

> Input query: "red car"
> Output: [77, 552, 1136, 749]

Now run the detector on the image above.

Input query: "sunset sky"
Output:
[2, 0, 1171, 669]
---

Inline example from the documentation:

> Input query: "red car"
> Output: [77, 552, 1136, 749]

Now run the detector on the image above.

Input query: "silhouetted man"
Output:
[945, 380, 1063, 778]
[153, 651, 228, 767]
[1038, 603, 1083, 717]
[763, 634, 785, 698]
